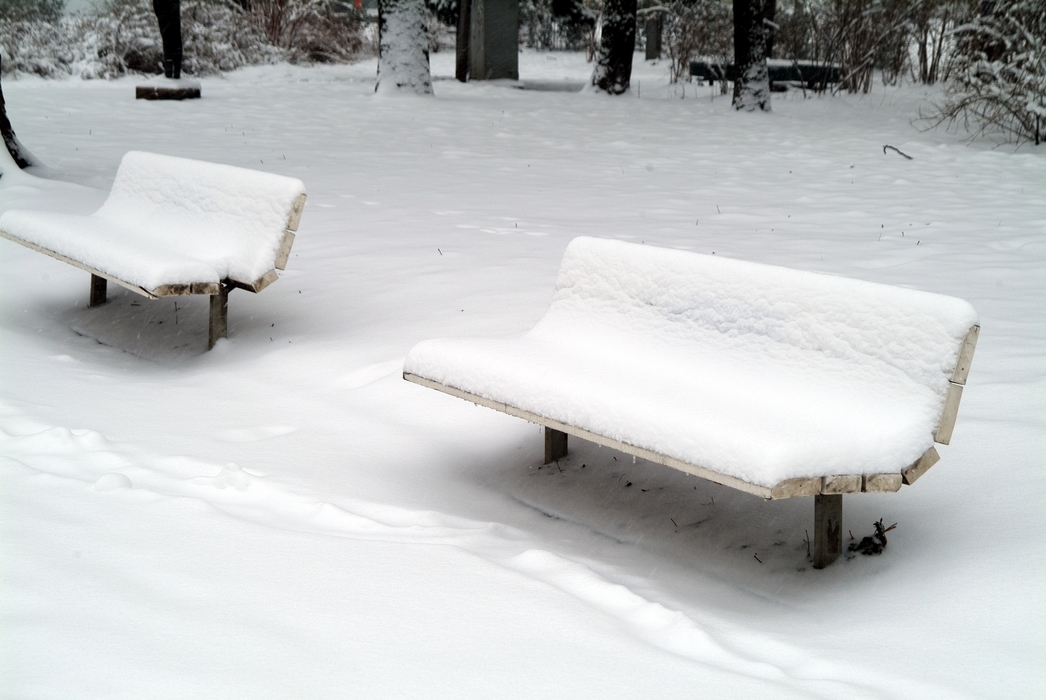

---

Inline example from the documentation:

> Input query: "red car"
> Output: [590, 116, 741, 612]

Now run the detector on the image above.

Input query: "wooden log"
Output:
[822, 474, 862, 494]
[813, 493, 842, 569]
[863, 473, 902, 492]
[902, 446, 940, 486]
[208, 283, 228, 350]
[544, 426, 568, 463]
[135, 84, 201, 101]
[89, 274, 107, 307]
[934, 382, 964, 445]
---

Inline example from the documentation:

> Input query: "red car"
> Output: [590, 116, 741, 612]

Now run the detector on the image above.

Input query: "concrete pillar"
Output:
[469, 0, 518, 81]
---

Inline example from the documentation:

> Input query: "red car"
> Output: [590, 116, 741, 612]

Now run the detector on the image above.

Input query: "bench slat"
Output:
[950, 325, 980, 385]
[822, 474, 862, 494]
[286, 193, 307, 232]
[902, 446, 941, 486]
[274, 231, 295, 271]
[933, 382, 964, 445]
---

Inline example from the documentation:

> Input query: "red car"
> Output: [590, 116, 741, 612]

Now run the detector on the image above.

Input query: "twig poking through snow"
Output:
[849, 519, 898, 555]
[883, 145, 913, 160]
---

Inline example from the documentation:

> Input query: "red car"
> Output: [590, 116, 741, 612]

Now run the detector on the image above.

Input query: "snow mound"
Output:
[405, 237, 979, 488]
[0, 151, 306, 291]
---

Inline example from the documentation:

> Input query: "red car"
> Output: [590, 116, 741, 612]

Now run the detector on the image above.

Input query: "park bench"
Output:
[404, 237, 979, 568]
[0, 151, 306, 350]
[690, 59, 840, 89]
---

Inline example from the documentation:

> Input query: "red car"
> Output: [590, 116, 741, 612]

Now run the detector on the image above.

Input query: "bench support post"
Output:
[544, 427, 568, 464]
[89, 274, 107, 307]
[208, 283, 228, 350]
[813, 493, 843, 569]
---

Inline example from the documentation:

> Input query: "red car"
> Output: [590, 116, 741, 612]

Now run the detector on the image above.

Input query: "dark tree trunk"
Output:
[0, 57, 35, 169]
[456, 0, 472, 82]
[645, 15, 662, 60]
[732, 0, 770, 111]
[591, 0, 637, 94]
[153, 0, 183, 78]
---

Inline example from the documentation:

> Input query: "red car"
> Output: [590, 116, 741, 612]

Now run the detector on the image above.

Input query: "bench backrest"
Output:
[95, 151, 307, 286]
[537, 237, 978, 401]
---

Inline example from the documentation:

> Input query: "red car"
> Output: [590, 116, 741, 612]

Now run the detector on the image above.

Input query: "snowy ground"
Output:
[1, 51, 1043, 698]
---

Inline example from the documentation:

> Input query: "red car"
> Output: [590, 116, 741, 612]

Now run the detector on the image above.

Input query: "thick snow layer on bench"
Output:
[405, 237, 979, 488]
[0, 152, 305, 290]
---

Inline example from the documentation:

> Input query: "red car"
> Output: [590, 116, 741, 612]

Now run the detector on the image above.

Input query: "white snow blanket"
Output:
[0, 151, 306, 292]
[405, 237, 979, 489]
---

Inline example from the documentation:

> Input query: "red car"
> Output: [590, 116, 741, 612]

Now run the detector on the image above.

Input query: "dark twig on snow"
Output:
[883, 144, 913, 160]
[848, 519, 898, 556]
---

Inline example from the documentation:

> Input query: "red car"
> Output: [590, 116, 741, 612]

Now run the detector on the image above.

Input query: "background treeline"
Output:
[0, 0, 368, 78]
[1, 0, 1041, 143]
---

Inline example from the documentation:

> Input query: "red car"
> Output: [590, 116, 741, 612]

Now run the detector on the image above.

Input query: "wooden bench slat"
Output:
[822, 474, 863, 494]
[950, 325, 980, 385]
[934, 382, 964, 445]
[902, 446, 940, 485]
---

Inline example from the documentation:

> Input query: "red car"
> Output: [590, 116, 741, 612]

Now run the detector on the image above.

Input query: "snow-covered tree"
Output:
[732, 0, 770, 110]
[591, 0, 637, 94]
[929, 0, 1044, 145]
[376, 0, 433, 95]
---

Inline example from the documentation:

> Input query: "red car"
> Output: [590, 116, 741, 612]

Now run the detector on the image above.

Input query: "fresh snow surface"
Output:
[405, 236, 978, 486]
[0, 51, 1043, 699]
[0, 151, 306, 290]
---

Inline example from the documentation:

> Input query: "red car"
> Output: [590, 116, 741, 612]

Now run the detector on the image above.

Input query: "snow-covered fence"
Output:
[0, 151, 307, 350]
[403, 237, 980, 569]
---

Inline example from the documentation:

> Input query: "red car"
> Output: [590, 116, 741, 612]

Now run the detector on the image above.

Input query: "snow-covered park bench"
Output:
[404, 237, 979, 568]
[0, 151, 306, 350]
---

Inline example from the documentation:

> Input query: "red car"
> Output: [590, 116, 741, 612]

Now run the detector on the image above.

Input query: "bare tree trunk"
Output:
[591, 0, 637, 94]
[153, 0, 183, 78]
[376, 0, 433, 94]
[0, 57, 36, 169]
[732, 0, 770, 111]
[456, 0, 472, 82]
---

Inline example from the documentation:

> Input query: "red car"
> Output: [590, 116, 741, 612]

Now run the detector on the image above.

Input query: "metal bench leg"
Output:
[208, 283, 229, 350]
[813, 493, 843, 569]
[89, 274, 107, 307]
[544, 427, 568, 464]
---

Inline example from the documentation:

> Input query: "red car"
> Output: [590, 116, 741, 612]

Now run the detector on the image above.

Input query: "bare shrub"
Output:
[519, 0, 597, 52]
[924, 0, 1045, 145]
[249, 0, 364, 62]
[660, 0, 732, 84]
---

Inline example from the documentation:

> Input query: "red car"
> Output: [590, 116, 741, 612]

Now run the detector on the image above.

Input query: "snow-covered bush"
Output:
[0, 0, 366, 78]
[926, 0, 1044, 145]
